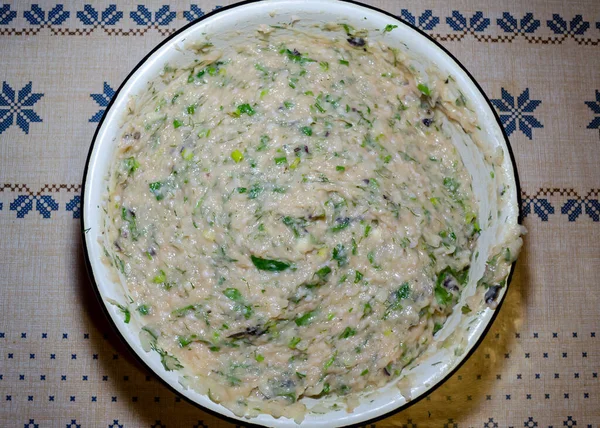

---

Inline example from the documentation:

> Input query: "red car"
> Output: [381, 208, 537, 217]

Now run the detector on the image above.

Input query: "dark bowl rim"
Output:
[80, 1, 522, 426]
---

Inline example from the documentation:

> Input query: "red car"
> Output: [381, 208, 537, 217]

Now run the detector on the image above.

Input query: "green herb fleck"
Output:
[223, 288, 242, 301]
[152, 269, 166, 284]
[250, 255, 291, 271]
[137, 304, 150, 316]
[149, 181, 163, 200]
[339, 327, 356, 339]
[295, 310, 316, 326]
[124, 157, 140, 175]
[289, 336, 301, 349]
[300, 126, 313, 136]
[236, 103, 256, 116]
[417, 83, 431, 96]
[332, 244, 348, 267]
[354, 271, 363, 283]
[231, 149, 244, 163]
[332, 217, 350, 232]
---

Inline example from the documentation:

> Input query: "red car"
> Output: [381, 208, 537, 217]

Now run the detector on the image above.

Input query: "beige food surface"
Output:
[104, 24, 493, 421]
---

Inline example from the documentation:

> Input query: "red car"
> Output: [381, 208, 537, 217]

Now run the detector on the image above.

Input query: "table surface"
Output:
[1, 1, 599, 427]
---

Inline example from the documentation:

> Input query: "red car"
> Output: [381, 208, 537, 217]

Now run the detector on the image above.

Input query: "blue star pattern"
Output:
[65, 420, 81, 428]
[490, 88, 543, 140]
[89, 82, 115, 123]
[130, 5, 175, 26]
[584, 90, 600, 129]
[497, 12, 541, 34]
[23, 420, 39, 428]
[399, 9, 440, 31]
[77, 4, 123, 26]
[547, 14, 589, 35]
[562, 197, 600, 222]
[9, 195, 59, 218]
[0, 82, 44, 135]
[23, 4, 69, 26]
[447, 11, 490, 32]
[0, 6, 599, 42]
[108, 421, 123, 428]
[183, 5, 205, 22]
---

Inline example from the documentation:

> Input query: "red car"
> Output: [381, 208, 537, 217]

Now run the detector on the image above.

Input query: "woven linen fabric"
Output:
[0, 0, 599, 427]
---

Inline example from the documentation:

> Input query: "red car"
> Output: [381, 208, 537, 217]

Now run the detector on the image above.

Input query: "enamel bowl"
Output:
[82, 1, 520, 426]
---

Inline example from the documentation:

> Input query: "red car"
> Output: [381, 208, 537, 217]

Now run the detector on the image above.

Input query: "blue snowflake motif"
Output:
[490, 88, 543, 139]
[9, 195, 59, 218]
[400, 10, 440, 31]
[77, 5, 123, 26]
[497, 12, 540, 34]
[108, 421, 123, 428]
[562, 197, 600, 222]
[184, 5, 205, 22]
[0, 4, 17, 25]
[24, 4, 70, 26]
[130, 5, 176, 26]
[66, 420, 81, 428]
[66, 195, 81, 219]
[584, 90, 600, 129]
[90, 82, 115, 123]
[447, 11, 490, 32]
[24, 420, 39, 428]
[547, 14, 589, 35]
[0, 82, 44, 135]
[522, 196, 554, 221]
[563, 416, 577, 427]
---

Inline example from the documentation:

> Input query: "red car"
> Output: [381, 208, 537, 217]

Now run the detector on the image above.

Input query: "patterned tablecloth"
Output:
[1, 0, 599, 427]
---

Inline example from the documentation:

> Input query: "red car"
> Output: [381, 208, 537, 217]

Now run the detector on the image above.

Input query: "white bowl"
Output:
[81, 1, 521, 426]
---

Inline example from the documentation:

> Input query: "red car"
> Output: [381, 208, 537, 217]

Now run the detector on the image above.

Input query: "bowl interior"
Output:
[82, 1, 519, 426]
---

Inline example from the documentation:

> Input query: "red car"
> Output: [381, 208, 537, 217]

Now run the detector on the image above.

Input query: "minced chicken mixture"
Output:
[105, 23, 484, 420]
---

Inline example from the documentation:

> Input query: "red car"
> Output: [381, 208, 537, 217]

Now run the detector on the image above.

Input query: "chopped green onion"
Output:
[152, 269, 166, 284]
[231, 149, 244, 163]
[289, 336, 301, 349]
[339, 327, 356, 339]
[417, 83, 431, 96]
[250, 255, 291, 271]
